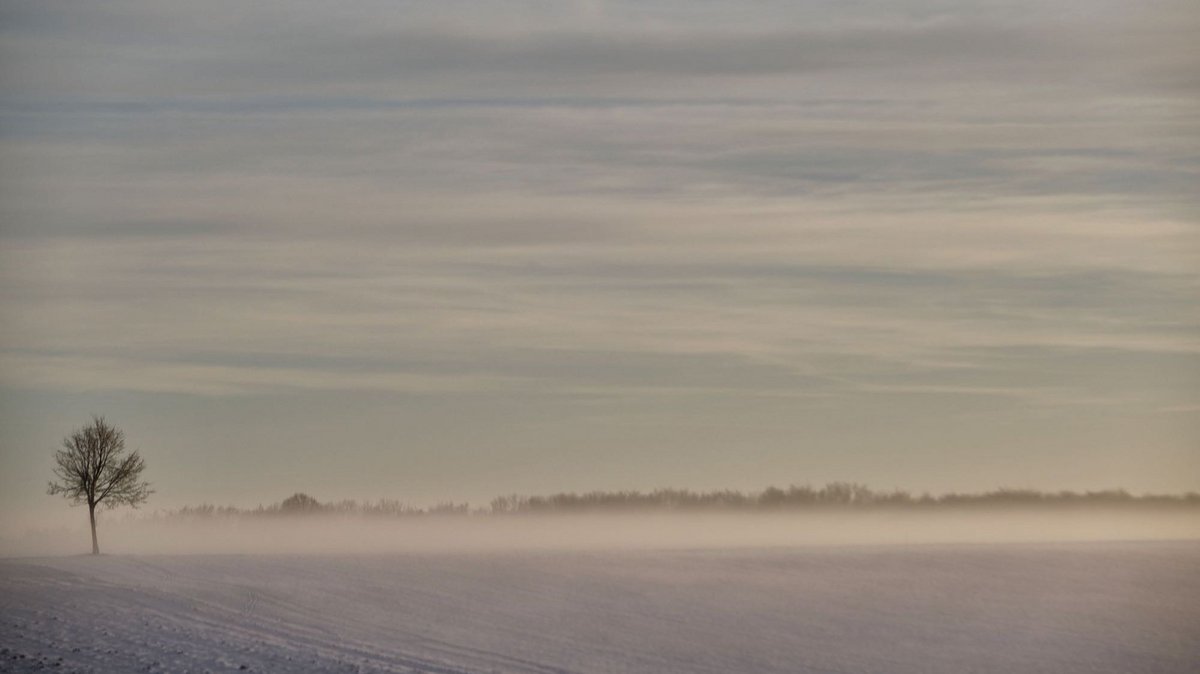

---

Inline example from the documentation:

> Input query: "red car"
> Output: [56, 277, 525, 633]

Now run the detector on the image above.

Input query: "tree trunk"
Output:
[89, 504, 99, 555]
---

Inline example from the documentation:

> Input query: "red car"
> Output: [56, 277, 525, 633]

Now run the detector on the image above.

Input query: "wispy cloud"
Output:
[1, 0, 1197, 509]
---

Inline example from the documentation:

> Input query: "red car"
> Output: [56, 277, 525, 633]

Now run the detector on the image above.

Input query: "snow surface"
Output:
[2, 541, 1198, 673]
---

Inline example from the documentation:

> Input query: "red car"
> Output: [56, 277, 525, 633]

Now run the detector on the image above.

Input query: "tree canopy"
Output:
[48, 416, 151, 553]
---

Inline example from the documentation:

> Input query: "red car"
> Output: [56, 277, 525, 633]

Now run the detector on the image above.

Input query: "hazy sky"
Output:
[1, 0, 1197, 531]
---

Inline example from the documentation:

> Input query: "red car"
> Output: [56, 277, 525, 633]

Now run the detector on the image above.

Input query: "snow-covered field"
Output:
[2, 540, 1198, 673]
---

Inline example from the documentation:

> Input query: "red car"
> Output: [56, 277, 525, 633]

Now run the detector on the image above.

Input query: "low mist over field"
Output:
[5, 485, 1198, 557]
[8, 511, 1200, 558]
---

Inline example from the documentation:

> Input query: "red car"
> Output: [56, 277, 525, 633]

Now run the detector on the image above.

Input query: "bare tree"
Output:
[48, 416, 152, 554]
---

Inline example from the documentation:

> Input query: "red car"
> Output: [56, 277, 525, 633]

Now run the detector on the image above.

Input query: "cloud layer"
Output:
[1, 0, 1197, 522]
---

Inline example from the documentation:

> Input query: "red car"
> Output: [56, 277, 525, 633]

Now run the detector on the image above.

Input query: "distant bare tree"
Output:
[279, 492, 322, 514]
[48, 416, 152, 554]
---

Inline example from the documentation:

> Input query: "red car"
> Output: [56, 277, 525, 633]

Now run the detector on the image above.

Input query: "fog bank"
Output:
[4, 509, 1198, 558]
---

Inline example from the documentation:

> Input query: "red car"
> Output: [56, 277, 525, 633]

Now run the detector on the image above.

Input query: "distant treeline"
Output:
[170, 492, 470, 519]
[164, 483, 1200, 520]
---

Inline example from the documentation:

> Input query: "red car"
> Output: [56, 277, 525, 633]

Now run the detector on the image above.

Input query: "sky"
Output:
[1, 0, 1198, 532]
